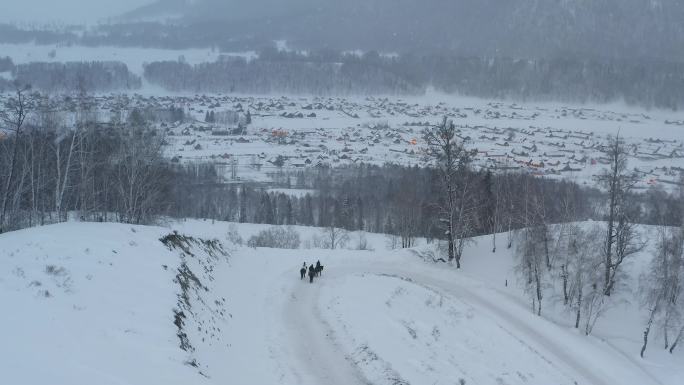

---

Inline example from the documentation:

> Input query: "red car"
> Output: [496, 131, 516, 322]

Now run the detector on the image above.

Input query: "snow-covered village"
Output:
[2, 1, 684, 385]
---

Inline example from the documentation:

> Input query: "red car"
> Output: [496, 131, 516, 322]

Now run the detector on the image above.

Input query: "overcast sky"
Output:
[1, 0, 154, 24]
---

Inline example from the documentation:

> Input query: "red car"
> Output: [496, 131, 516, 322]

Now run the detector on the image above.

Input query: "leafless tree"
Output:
[598, 134, 642, 296]
[558, 223, 605, 333]
[516, 224, 547, 316]
[423, 117, 472, 268]
[0, 84, 33, 232]
[515, 178, 553, 316]
[51, 118, 78, 223]
[639, 226, 684, 357]
[113, 127, 170, 224]
[485, 170, 505, 253]
[452, 171, 479, 267]
[324, 225, 349, 250]
[396, 195, 419, 249]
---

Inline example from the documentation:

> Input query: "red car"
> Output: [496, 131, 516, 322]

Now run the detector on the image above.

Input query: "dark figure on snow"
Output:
[315, 260, 323, 277]
[300, 262, 307, 280]
[308, 264, 316, 283]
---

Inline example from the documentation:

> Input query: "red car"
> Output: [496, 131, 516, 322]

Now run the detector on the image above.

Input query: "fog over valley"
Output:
[1, 0, 154, 24]
[1, 2, 684, 385]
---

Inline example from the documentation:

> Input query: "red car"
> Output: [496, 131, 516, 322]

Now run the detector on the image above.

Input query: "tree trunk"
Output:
[447, 220, 455, 262]
[0, 134, 21, 232]
[669, 325, 684, 354]
[575, 285, 582, 329]
[0, 89, 27, 233]
[562, 264, 569, 305]
[535, 263, 542, 316]
[604, 138, 620, 296]
[543, 229, 551, 270]
[641, 306, 657, 358]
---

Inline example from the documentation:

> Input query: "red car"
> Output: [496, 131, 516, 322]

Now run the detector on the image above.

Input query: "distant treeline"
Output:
[0, 57, 14, 91]
[0, 23, 265, 52]
[144, 50, 684, 109]
[173, 164, 597, 243]
[143, 55, 420, 95]
[171, 163, 683, 246]
[0, 79, 12, 93]
[2, 28, 684, 108]
[0, 24, 76, 46]
[0, 56, 13, 72]
[12, 61, 141, 93]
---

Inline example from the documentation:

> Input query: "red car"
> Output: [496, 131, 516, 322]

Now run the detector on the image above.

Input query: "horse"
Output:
[315, 264, 324, 277]
[308, 267, 315, 283]
[300, 267, 306, 280]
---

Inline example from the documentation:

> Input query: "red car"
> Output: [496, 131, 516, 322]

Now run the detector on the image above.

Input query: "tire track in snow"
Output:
[276, 268, 370, 385]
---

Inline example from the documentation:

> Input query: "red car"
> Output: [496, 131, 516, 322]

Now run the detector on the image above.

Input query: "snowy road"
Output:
[1, 222, 675, 384]
[281, 270, 369, 385]
[270, 259, 662, 385]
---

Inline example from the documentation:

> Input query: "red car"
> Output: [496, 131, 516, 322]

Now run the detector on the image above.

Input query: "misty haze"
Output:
[1, 1, 683, 384]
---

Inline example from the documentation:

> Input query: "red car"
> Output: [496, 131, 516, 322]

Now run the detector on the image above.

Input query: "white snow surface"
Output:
[1, 220, 681, 384]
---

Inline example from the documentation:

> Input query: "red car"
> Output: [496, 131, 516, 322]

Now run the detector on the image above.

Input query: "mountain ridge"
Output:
[116, 0, 684, 61]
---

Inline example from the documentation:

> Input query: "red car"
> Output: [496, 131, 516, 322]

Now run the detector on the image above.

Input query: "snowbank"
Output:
[0, 222, 230, 384]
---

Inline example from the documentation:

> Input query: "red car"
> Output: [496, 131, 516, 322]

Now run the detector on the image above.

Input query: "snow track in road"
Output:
[276, 260, 661, 385]
[1, 221, 673, 385]
[272, 268, 369, 385]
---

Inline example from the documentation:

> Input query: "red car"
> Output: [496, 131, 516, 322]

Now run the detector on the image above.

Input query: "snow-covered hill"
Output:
[1, 220, 681, 384]
[0, 222, 231, 384]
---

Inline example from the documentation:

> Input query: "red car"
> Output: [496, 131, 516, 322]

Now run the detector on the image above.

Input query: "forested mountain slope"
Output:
[123, 0, 684, 60]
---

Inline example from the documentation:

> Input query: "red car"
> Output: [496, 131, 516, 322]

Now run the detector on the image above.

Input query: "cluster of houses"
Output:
[4, 92, 680, 189]
[468, 123, 684, 189]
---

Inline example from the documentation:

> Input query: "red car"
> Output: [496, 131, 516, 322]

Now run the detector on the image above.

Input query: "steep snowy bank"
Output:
[0, 222, 230, 384]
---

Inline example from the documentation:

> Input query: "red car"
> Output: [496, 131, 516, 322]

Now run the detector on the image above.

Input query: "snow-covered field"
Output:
[1, 220, 681, 384]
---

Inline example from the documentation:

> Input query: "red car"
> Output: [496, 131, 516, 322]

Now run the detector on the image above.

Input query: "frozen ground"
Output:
[1, 220, 681, 384]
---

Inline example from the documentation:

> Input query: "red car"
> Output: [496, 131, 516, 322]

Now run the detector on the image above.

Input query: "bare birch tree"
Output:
[598, 134, 642, 296]
[424, 117, 472, 268]
[639, 226, 684, 357]
[0, 84, 33, 232]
